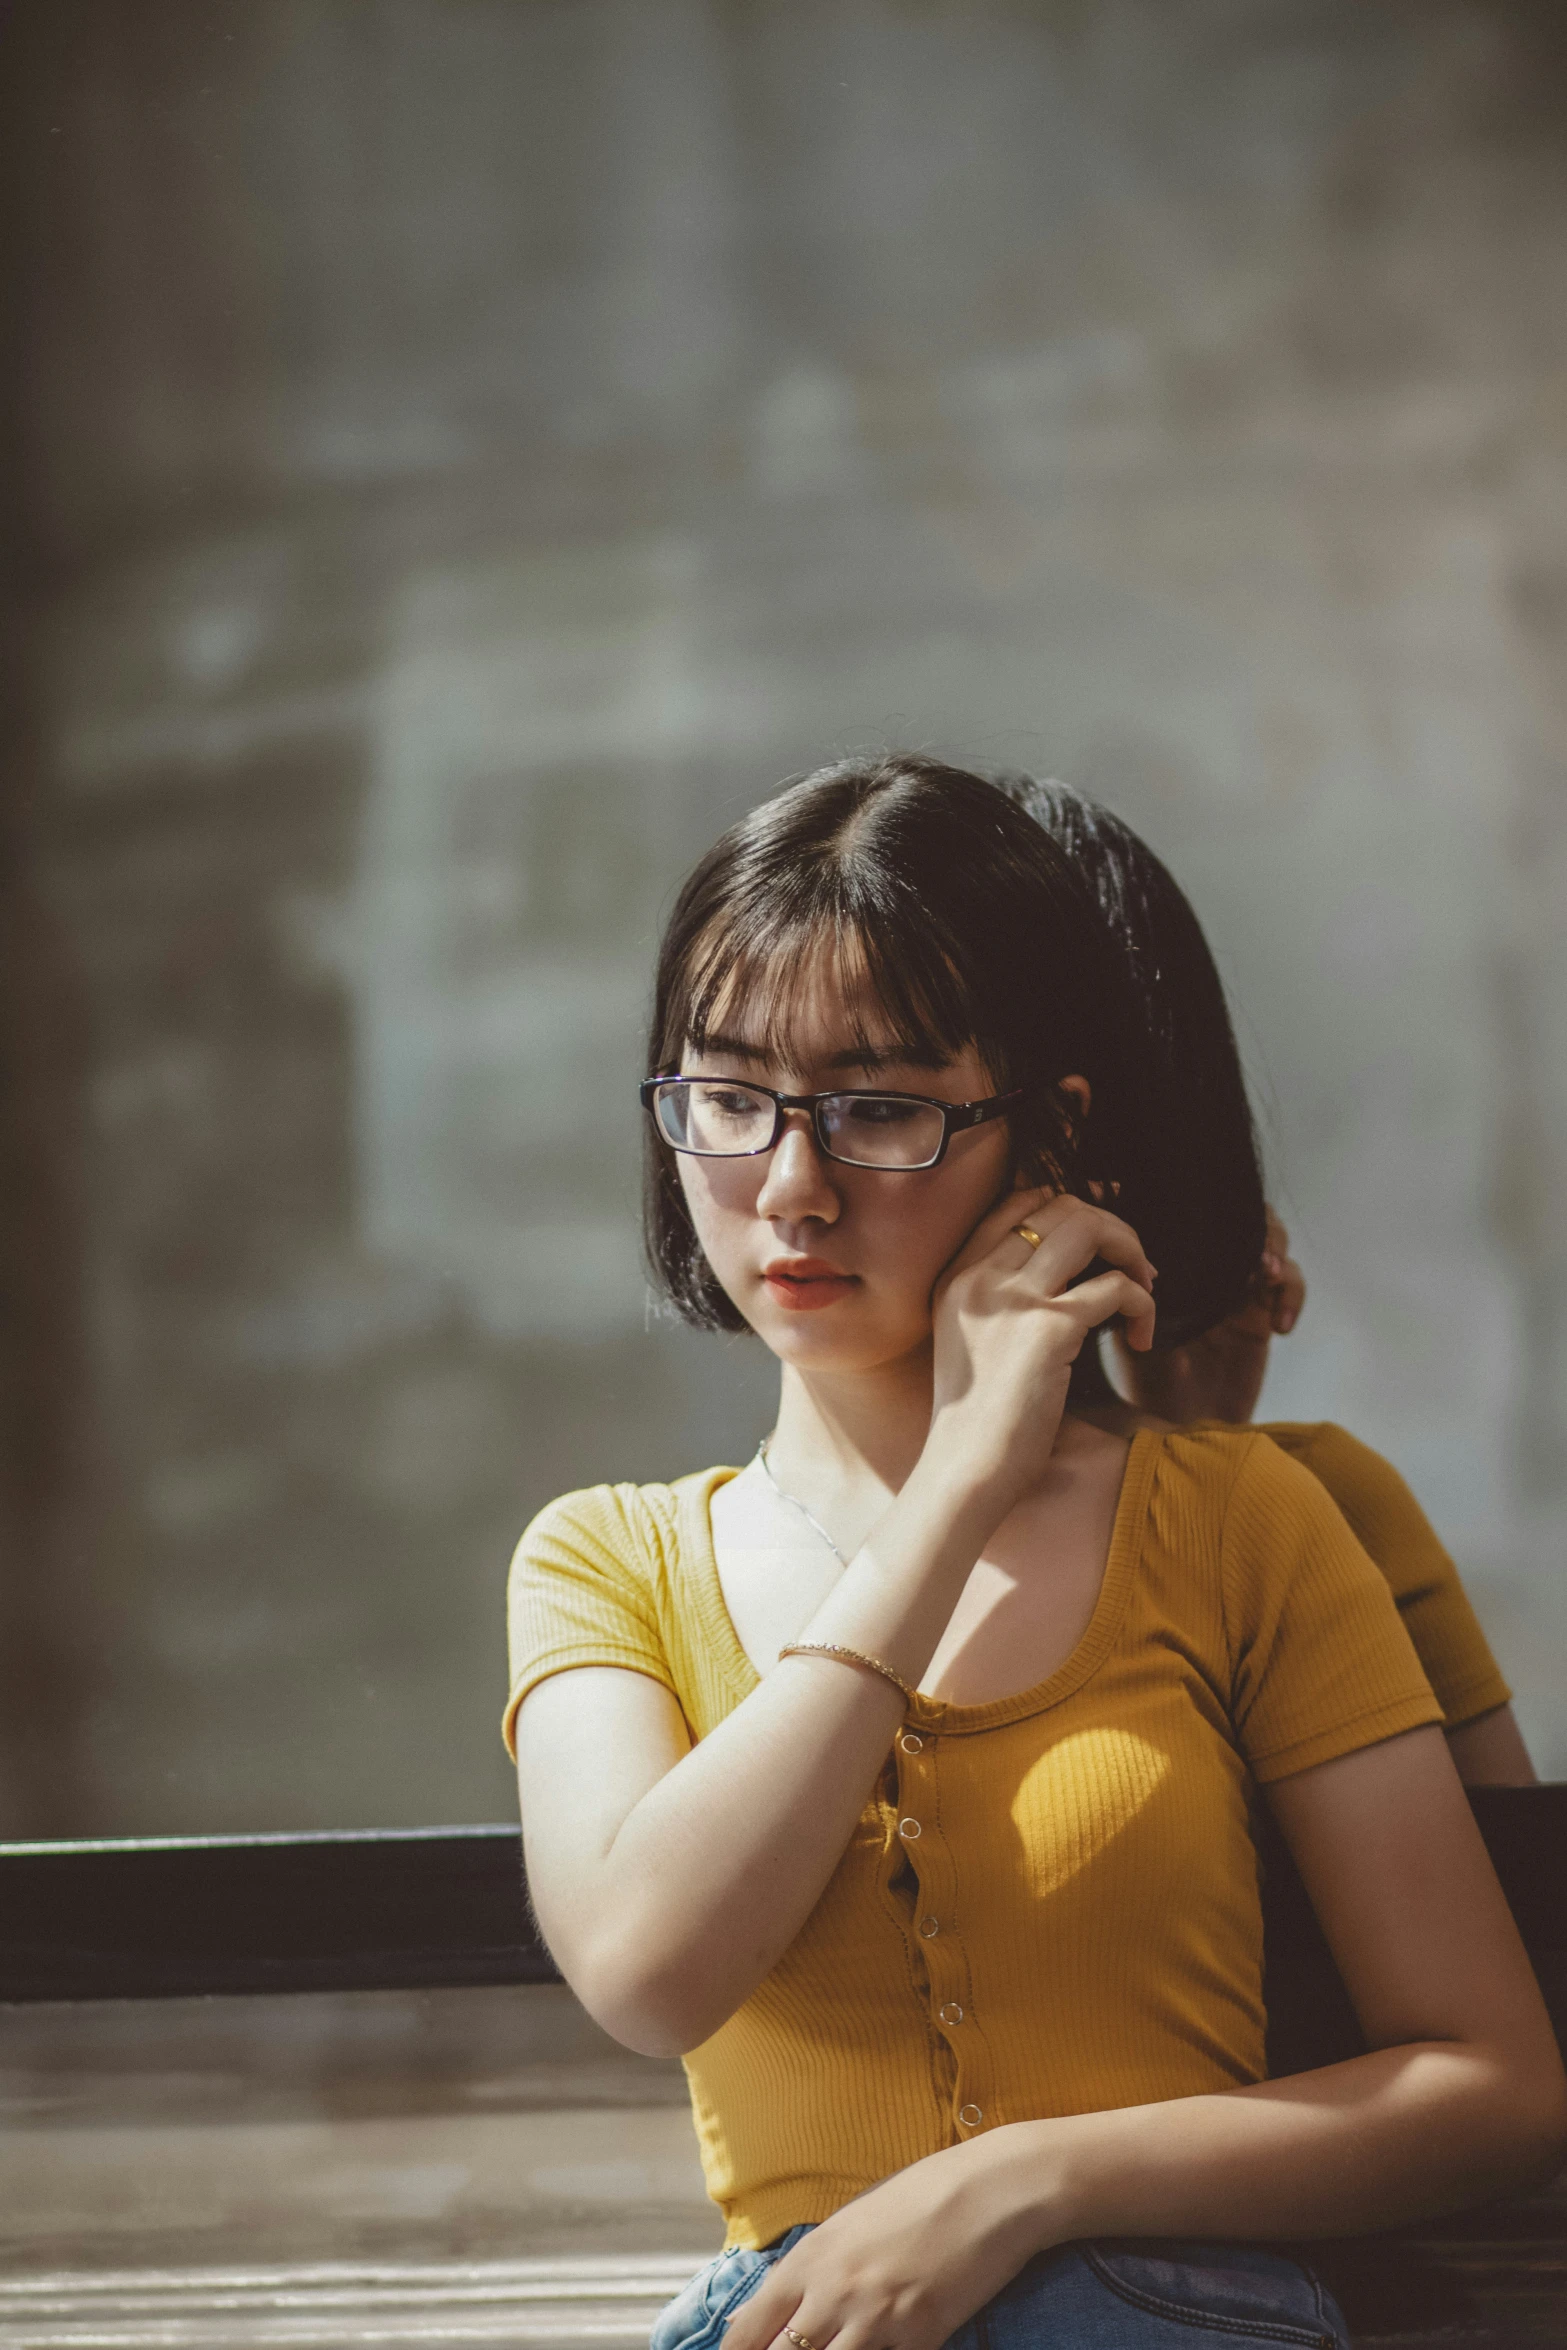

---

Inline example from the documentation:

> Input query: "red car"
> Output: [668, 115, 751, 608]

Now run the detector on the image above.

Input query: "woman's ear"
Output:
[1057, 1074, 1120, 1203]
[1009, 1076, 1093, 1199]
[1057, 1073, 1092, 1134]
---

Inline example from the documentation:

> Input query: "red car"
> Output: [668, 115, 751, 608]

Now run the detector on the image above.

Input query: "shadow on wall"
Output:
[4, 0, 1567, 1834]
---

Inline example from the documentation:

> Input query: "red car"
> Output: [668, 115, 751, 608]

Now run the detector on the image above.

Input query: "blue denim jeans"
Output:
[650, 2225, 1350, 2350]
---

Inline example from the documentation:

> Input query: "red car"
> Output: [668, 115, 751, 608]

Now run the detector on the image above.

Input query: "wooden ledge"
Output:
[2, 1792, 1563, 2344]
[0, 2252, 712, 2348]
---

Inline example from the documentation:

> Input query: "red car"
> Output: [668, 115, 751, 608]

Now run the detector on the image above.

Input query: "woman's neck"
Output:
[766, 1346, 937, 1499]
[764, 1334, 1147, 1505]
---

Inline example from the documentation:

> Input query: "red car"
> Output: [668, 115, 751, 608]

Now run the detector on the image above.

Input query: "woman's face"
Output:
[674, 968, 1025, 1378]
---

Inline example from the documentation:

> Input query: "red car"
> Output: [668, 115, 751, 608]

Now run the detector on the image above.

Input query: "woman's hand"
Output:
[1114, 1206, 1303, 1425]
[722, 2136, 1054, 2350]
[926, 1187, 1157, 1511]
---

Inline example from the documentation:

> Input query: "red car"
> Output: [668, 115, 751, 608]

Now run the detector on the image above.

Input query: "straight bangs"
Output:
[666, 897, 983, 1080]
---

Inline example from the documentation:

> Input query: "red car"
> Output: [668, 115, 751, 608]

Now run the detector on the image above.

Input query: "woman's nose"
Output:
[755, 1112, 840, 1223]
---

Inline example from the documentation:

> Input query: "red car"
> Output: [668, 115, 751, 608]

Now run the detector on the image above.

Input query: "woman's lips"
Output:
[762, 1262, 860, 1311]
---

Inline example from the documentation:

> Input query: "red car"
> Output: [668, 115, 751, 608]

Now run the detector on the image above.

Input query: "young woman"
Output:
[507, 756, 1564, 2350]
[1000, 774, 1536, 1788]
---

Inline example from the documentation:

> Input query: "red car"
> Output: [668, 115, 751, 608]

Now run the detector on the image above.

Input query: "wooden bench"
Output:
[4, 1787, 1564, 2345]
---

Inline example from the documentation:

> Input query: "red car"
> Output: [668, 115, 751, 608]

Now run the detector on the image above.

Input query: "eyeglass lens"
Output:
[653, 1080, 946, 1168]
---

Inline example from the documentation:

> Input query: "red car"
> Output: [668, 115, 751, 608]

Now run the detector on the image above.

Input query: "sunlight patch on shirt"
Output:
[1009, 1727, 1171, 1896]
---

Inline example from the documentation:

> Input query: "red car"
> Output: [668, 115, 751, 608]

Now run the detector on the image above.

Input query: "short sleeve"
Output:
[1257, 1423, 1512, 1731]
[502, 1484, 677, 1757]
[1221, 1437, 1444, 1784]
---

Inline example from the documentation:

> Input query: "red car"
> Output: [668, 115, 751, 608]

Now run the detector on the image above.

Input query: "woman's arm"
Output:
[515, 1452, 987, 2059]
[1445, 1702, 1538, 1786]
[1029, 1723, 1564, 2234]
[516, 1190, 1157, 2057]
[722, 1724, 1567, 2350]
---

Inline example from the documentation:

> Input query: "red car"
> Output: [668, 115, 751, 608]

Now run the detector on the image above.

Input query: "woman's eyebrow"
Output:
[695, 1034, 943, 1075]
[826, 1045, 929, 1072]
[694, 1033, 769, 1064]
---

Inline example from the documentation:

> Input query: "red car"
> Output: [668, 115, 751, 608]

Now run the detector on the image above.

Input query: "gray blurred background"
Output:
[3, 0, 1565, 1840]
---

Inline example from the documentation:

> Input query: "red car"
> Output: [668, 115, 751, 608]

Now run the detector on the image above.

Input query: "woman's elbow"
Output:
[1511, 2058, 1567, 2187]
[1474, 2033, 1567, 2195]
[583, 1982, 709, 2061]
[578, 1994, 695, 2062]
[560, 1927, 734, 2060]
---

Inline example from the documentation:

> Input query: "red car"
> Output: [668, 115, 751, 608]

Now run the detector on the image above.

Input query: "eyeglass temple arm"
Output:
[948, 1089, 1024, 1131]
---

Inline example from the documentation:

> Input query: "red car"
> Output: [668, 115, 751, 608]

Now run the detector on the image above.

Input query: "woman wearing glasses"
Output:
[506, 755, 1563, 2350]
[998, 773, 1536, 1791]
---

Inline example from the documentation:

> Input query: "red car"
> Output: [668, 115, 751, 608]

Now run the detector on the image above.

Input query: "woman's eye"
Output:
[696, 1088, 760, 1117]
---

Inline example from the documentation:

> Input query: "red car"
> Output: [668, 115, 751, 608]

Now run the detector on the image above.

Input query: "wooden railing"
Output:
[3, 1788, 1565, 2345]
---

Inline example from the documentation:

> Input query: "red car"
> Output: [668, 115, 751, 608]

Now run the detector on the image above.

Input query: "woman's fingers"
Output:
[936, 1193, 1157, 1347]
[949, 1186, 1156, 1296]
[721, 2275, 810, 2350]
[768, 2306, 846, 2350]
[729, 2292, 912, 2350]
[1013, 1194, 1157, 1300]
[937, 1183, 1055, 1287]
[1053, 1267, 1158, 1352]
[773, 2321, 866, 2350]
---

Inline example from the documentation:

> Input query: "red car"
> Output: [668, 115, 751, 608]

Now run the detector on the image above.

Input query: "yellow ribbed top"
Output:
[1251, 1423, 1510, 1729]
[504, 1427, 1441, 2248]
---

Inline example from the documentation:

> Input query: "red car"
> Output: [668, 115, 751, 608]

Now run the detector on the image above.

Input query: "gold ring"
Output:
[783, 2331, 818, 2350]
[1012, 1223, 1043, 1250]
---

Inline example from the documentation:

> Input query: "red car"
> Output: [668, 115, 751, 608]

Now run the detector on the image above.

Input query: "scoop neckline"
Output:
[676, 1424, 1164, 1735]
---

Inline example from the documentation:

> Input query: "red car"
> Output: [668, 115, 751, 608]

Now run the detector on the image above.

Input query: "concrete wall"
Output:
[4, 0, 1566, 1835]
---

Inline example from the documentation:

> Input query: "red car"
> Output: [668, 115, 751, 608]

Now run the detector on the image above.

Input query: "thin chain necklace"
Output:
[752, 1437, 847, 1566]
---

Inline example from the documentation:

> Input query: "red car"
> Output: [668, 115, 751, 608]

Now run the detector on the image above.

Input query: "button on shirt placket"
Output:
[894, 1722, 992, 2135]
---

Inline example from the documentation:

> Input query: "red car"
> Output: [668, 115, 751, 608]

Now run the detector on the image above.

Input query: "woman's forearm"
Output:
[537, 1433, 1009, 2053]
[995, 2041, 1567, 2251]
[714, 2036, 1566, 2350]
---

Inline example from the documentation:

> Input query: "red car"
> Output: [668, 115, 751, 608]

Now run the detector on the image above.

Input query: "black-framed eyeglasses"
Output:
[640, 1073, 1023, 1171]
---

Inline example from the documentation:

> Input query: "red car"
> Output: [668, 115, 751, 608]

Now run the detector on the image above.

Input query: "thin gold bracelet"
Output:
[778, 1641, 913, 1704]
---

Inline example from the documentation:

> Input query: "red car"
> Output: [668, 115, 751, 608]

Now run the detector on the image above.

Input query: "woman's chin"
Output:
[744, 1295, 925, 1375]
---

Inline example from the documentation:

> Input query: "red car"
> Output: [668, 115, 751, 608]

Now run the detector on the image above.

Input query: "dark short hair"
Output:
[643, 752, 1245, 1342]
[994, 773, 1267, 1346]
